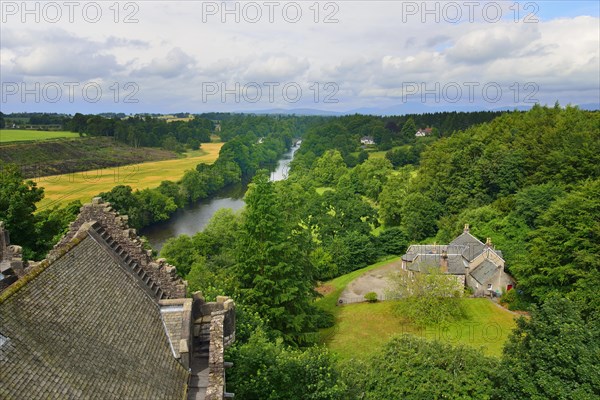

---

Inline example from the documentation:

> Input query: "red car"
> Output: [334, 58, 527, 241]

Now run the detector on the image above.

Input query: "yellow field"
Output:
[35, 143, 223, 211]
[0, 129, 80, 143]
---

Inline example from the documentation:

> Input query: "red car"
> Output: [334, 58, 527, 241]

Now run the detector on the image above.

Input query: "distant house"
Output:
[415, 127, 433, 137]
[360, 136, 375, 145]
[401, 224, 515, 296]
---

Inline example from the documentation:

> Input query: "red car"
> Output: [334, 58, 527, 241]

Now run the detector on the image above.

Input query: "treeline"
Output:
[292, 111, 505, 169]
[65, 113, 214, 151]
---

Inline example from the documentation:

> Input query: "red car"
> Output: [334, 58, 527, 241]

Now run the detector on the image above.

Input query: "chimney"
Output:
[440, 250, 448, 273]
[485, 237, 492, 247]
[464, 224, 470, 233]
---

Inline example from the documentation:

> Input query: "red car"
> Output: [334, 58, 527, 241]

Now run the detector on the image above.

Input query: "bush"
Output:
[364, 292, 378, 303]
[499, 288, 530, 311]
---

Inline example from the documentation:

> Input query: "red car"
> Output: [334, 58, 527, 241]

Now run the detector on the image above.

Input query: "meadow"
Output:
[0, 129, 80, 143]
[317, 259, 517, 360]
[35, 143, 223, 210]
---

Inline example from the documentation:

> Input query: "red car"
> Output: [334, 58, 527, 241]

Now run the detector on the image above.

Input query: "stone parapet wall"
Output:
[54, 197, 186, 298]
[192, 293, 235, 399]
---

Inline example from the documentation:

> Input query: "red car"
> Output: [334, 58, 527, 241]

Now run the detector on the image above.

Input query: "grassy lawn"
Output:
[0, 129, 80, 143]
[317, 261, 517, 360]
[35, 142, 223, 210]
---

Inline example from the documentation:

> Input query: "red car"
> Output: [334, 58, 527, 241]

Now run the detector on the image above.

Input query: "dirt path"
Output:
[338, 259, 403, 304]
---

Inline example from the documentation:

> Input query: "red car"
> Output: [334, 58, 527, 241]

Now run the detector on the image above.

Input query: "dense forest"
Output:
[1, 106, 598, 398]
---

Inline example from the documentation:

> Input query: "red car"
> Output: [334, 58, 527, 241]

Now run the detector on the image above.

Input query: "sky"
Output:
[1, 0, 599, 115]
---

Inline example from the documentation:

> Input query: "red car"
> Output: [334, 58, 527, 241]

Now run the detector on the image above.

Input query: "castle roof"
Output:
[0, 226, 188, 399]
[0, 198, 190, 399]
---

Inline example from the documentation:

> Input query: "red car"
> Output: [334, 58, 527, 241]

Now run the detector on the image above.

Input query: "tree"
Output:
[311, 150, 347, 186]
[234, 172, 318, 342]
[32, 201, 82, 260]
[378, 170, 411, 227]
[494, 297, 600, 400]
[400, 117, 417, 142]
[387, 266, 466, 326]
[400, 192, 439, 241]
[180, 169, 208, 203]
[227, 330, 346, 400]
[514, 179, 600, 315]
[0, 162, 44, 259]
[160, 234, 203, 276]
[342, 335, 498, 400]
[350, 157, 393, 200]
[376, 227, 409, 256]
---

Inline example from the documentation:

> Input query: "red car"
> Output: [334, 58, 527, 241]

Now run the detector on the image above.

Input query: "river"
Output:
[141, 144, 299, 251]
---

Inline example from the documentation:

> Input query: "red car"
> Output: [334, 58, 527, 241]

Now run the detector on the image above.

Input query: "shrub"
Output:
[364, 292, 378, 303]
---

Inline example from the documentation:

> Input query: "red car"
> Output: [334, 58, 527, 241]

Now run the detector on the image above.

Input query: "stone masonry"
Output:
[55, 197, 186, 298]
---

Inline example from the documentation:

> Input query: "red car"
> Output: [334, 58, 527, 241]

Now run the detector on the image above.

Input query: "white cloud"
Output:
[1, 3, 598, 112]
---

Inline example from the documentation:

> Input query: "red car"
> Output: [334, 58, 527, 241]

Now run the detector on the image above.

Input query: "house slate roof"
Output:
[0, 233, 188, 399]
[407, 253, 468, 275]
[449, 232, 485, 261]
[447, 254, 469, 274]
[470, 259, 499, 285]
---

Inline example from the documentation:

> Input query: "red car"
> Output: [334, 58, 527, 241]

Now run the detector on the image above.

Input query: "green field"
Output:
[317, 260, 517, 360]
[0, 129, 80, 143]
[35, 142, 223, 210]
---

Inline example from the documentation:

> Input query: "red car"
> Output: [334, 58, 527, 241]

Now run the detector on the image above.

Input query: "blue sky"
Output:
[534, 1, 599, 19]
[1, 1, 599, 115]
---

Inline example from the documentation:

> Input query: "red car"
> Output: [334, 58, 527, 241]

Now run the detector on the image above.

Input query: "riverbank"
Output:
[141, 144, 299, 250]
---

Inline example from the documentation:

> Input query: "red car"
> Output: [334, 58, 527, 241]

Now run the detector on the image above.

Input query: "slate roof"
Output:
[447, 254, 468, 274]
[0, 234, 188, 399]
[449, 232, 485, 261]
[407, 253, 468, 275]
[407, 254, 442, 273]
[470, 259, 499, 285]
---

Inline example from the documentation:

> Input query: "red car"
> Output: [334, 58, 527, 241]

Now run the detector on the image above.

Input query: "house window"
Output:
[487, 284, 493, 290]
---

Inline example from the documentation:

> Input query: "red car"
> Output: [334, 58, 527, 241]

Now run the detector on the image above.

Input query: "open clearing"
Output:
[317, 259, 517, 360]
[0, 129, 80, 143]
[35, 142, 223, 211]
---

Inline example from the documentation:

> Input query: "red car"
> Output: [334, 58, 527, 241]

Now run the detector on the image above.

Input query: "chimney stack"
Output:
[464, 224, 470, 233]
[440, 250, 448, 273]
[485, 237, 492, 247]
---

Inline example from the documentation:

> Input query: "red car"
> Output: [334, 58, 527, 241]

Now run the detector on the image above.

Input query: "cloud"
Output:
[446, 24, 541, 64]
[136, 47, 196, 79]
[2, 28, 137, 80]
[242, 55, 310, 82]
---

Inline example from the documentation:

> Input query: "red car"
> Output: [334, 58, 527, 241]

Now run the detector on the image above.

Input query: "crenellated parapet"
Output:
[53, 197, 186, 298]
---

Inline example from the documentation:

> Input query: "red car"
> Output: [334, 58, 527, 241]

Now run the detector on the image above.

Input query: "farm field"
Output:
[317, 259, 517, 360]
[35, 142, 223, 210]
[0, 129, 80, 143]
